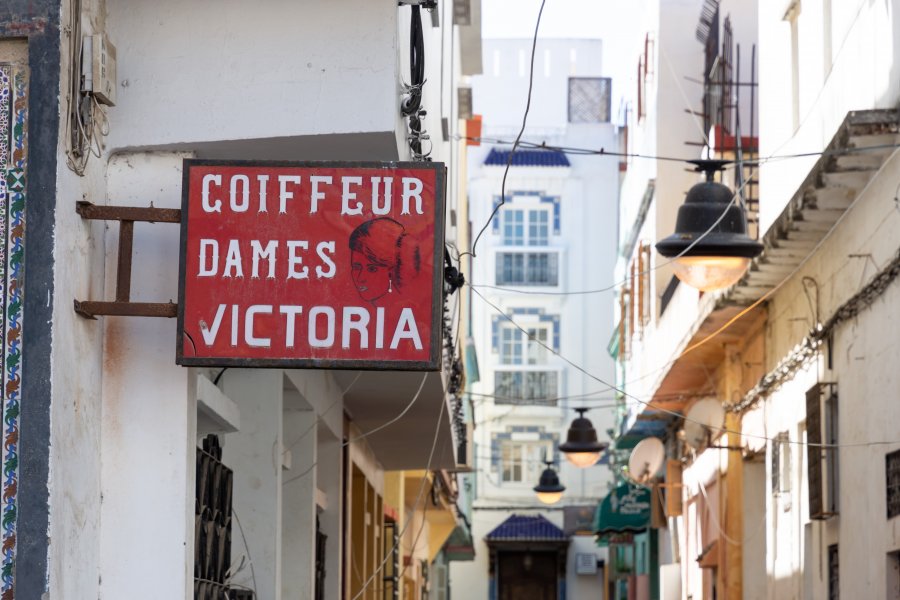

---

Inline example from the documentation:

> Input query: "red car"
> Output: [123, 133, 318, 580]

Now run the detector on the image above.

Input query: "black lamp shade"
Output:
[533, 467, 565, 494]
[656, 178, 763, 259]
[559, 412, 608, 454]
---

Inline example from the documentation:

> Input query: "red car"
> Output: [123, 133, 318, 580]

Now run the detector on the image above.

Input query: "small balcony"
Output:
[494, 247, 561, 287]
[493, 367, 561, 406]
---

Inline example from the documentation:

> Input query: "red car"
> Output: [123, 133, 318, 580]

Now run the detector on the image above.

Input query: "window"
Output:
[499, 322, 550, 366]
[500, 207, 550, 246]
[495, 252, 559, 287]
[568, 77, 611, 123]
[772, 431, 791, 496]
[495, 371, 559, 405]
[495, 318, 559, 404]
[500, 440, 552, 483]
[810, 383, 839, 519]
[496, 204, 558, 287]
[828, 544, 838, 600]
[886, 449, 900, 519]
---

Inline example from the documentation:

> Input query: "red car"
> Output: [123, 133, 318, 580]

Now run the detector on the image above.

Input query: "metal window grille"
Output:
[772, 431, 790, 495]
[568, 77, 611, 123]
[828, 544, 839, 600]
[194, 434, 240, 599]
[886, 449, 900, 519]
[495, 252, 559, 286]
[383, 520, 399, 600]
[494, 370, 558, 405]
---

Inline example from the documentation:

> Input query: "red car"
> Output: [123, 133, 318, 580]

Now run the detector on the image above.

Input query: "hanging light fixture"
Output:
[559, 408, 609, 468]
[533, 460, 565, 505]
[656, 160, 763, 292]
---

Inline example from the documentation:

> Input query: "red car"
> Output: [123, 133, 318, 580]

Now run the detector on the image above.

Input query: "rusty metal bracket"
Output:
[74, 201, 181, 319]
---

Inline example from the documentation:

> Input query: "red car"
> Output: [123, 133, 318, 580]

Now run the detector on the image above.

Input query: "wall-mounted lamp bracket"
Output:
[74, 201, 181, 319]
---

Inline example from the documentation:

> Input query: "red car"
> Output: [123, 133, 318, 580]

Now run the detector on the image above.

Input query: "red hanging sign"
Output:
[177, 160, 446, 370]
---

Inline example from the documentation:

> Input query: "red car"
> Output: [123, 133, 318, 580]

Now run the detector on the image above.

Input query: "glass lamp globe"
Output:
[535, 490, 564, 505]
[671, 255, 752, 292]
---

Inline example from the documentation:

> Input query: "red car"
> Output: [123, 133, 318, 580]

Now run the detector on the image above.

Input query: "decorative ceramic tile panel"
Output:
[0, 62, 26, 600]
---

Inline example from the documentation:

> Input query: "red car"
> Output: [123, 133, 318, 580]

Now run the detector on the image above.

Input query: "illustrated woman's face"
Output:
[351, 250, 391, 303]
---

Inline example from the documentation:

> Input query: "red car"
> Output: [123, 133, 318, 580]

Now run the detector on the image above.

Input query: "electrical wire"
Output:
[280, 372, 362, 456]
[469, 282, 900, 450]
[281, 373, 430, 487]
[462, 0, 547, 260]
[350, 393, 447, 600]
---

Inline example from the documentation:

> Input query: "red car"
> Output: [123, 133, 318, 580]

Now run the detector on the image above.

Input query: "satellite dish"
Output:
[682, 398, 725, 449]
[628, 437, 665, 484]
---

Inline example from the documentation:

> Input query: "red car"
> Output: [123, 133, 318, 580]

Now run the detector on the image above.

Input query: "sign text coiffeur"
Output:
[177, 160, 446, 370]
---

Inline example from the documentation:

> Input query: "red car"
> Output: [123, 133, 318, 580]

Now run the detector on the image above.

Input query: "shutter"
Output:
[666, 459, 683, 517]
[807, 384, 825, 519]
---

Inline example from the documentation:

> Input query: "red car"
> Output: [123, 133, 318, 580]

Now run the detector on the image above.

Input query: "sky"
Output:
[480, 0, 640, 120]
[480, 0, 638, 75]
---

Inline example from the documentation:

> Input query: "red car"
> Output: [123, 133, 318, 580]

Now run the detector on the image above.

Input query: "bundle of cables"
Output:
[401, 5, 432, 161]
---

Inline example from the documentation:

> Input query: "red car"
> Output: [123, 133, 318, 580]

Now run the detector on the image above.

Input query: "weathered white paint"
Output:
[221, 368, 284, 599]
[99, 152, 195, 600]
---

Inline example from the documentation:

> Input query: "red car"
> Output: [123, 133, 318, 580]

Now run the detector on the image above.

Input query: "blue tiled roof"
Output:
[484, 148, 571, 167]
[485, 514, 567, 542]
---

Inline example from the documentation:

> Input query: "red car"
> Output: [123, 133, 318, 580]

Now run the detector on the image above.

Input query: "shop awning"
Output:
[594, 484, 651, 538]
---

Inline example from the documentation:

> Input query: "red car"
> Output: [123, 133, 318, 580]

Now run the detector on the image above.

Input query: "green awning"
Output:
[594, 483, 651, 538]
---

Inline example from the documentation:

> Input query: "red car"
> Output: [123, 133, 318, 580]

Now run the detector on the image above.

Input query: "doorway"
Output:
[497, 551, 558, 600]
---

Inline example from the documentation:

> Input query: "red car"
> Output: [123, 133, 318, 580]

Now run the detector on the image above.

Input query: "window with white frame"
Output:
[500, 440, 553, 483]
[499, 322, 551, 365]
[500, 206, 551, 247]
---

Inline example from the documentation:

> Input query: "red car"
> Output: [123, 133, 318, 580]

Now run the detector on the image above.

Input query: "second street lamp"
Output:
[656, 159, 763, 292]
[559, 408, 609, 468]
[533, 461, 566, 505]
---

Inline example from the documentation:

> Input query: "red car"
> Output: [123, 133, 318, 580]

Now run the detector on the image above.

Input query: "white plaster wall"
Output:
[105, 0, 400, 149]
[47, 3, 112, 597]
[757, 0, 900, 232]
[99, 152, 195, 599]
[221, 369, 285, 599]
[740, 141, 900, 599]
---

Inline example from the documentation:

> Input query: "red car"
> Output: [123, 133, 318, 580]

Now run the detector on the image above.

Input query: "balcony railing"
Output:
[495, 248, 560, 287]
[494, 368, 560, 406]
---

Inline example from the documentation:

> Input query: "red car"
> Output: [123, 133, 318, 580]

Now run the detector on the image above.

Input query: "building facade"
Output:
[613, 0, 900, 599]
[450, 37, 619, 599]
[1, 0, 483, 598]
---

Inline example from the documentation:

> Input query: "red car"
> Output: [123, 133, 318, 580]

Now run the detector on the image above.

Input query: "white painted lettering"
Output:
[230, 305, 239, 347]
[375, 306, 385, 349]
[342, 307, 370, 349]
[223, 240, 244, 278]
[250, 240, 278, 279]
[202, 174, 223, 213]
[401, 177, 424, 215]
[257, 174, 270, 212]
[280, 306, 303, 348]
[287, 241, 310, 280]
[310, 175, 332, 213]
[245, 305, 273, 347]
[315, 241, 336, 278]
[390, 308, 423, 349]
[229, 174, 250, 212]
[341, 176, 364, 215]
[309, 306, 335, 348]
[200, 304, 227, 346]
[198, 239, 219, 276]
[371, 176, 393, 215]
[278, 175, 302, 213]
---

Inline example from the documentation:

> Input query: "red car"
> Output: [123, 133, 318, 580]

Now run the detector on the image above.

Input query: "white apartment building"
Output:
[450, 38, 618, 599]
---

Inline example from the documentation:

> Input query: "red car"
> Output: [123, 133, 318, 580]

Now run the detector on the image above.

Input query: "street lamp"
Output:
[656, 160, 763, 292]
[559, 408, 608, 468]
[533, 460, 565, 505]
